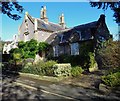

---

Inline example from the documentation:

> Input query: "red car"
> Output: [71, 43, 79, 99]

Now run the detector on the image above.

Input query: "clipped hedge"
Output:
[53, 63, 71, 77]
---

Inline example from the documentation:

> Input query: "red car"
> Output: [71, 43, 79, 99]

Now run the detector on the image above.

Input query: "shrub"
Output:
[53, 63, 71, 77]
[41, 60, 57, 76]
[21, 63, 44, 75]
[56, 54, 88, 67]
[88, 52, 98, 72]
[96, 41, 120, 68]
[88, 52, 96, 68]
[21, 60, 57, 76]
[71, 66, 84, 77]
[102, 71, 120, 87]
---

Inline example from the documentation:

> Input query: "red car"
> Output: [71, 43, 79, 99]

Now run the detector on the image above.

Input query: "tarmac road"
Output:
[1, 72, 120, 101]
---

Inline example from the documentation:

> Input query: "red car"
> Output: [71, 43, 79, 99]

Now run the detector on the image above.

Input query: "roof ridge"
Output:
[53, 28, 71, 33]
[27, 13, 35, 24]
[36, 18, 63, 27]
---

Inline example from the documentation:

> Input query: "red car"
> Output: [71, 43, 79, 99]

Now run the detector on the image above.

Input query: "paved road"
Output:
[1, 72, 120, 101]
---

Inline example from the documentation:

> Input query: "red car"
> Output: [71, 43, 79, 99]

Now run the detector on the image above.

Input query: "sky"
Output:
[1, 2, 118, 41]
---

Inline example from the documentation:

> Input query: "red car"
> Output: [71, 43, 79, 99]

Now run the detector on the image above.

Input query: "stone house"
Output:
[46, 14, 112, 57]
[18, 6, 66, 42]
[17, 6, 112, 58]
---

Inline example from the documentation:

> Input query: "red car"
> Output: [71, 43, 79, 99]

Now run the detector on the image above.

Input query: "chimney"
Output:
[40, 6, 48, 23]
[40, 7, 43, 19]
[59, 13, 66, 29]
[98, 14, 105, 23]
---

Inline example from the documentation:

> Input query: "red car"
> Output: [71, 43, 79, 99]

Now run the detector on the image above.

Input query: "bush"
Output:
[102, 71, 120, 87]
[96, 41, 120, 68]
[88, 52, 98, 72]
[71, 66, 84, 77]
[55, 54, 88, 67]
[53, 63, 71, 77]
[21, 60, 57, 76]
[41, 60, 57, 76]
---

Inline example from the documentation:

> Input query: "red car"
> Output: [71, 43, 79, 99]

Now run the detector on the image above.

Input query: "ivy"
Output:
[10, 39, 50, 60]
[38, 42, 49, 51]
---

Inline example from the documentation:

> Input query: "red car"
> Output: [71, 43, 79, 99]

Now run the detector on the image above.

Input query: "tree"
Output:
[90, 1, 120, 23]
[0, 0, 24, 20]
[89, 0, 120, 40]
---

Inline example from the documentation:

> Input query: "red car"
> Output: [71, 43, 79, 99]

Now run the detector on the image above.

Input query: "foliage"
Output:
[10, 48, 23, 58]
[40, 60, 57, 76]
[56, 55, 79, 66]
[102, 71, 120, 87]
[13, 53, 21, 60]
[88, 52, 96, 68]
[21, 60, 57, 76]
[49, 41, 94, 68]
[1, 1, 24, 20]
[53, 63, 71, 77]
[23, 39, 38, 58]
[79, 41, 94, 56]
[38, 42, 49, 51]
[21, 64, 42, 75]
[26, 39, 38, 51]
[11, 39, 50, 59]
[71, 66, 84, 77]
[9, 48, 23, 65]
[96, 40, 120, 68]
[18, 41, 26, 49]
[89, 1, 120, 23]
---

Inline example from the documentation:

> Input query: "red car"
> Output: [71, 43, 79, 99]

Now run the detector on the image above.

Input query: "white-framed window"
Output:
[53, 45, 59, 57]
[70, 43, 79, 55]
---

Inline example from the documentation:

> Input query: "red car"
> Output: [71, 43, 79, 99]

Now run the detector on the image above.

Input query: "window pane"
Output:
[53, 45, 59, 57]
[71, 43, 79, 55]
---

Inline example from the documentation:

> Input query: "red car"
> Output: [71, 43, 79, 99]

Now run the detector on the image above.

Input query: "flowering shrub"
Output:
[53, 63, 71, 77]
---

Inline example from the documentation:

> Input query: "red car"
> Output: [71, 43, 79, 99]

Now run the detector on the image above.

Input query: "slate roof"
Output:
[45, 28, 71, 43]
[72, 21, 98, 40]
[48, 21, 98, 44]
[37, 19, 64, 32]
[45, 33, 57, 44]
[26, 13, 64, 32]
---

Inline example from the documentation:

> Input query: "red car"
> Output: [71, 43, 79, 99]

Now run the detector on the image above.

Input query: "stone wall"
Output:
[36, 30, 53, 42]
